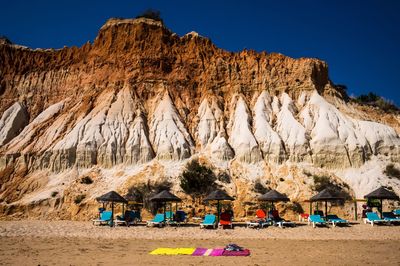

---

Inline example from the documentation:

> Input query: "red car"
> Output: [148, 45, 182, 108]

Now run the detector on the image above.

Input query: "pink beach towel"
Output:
[209, 249, 225, 256]
[192, 248, 208, 256]
[222, 249, 251, 256]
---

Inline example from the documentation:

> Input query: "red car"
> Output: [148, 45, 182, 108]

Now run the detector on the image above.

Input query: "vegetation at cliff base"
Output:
[180, 160, 218, 200]
[127, 181, 172, 213]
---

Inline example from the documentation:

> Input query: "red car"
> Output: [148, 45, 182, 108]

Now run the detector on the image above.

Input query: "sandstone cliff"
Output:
[0, 17, 399, 220]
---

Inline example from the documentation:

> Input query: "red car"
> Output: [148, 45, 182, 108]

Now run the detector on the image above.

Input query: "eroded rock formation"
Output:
[0, 17, 399, 220]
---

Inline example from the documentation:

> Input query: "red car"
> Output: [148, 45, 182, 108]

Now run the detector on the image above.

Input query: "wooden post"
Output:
[354, 200, 357, 221]
[111, 201, 114, 227]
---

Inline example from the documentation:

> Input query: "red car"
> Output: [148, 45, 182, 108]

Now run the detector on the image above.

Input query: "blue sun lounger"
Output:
[393, 209, 400, 217]
[365, 212, 386, 226]
[146, 213, 165, 227]
[326, 215, 348, 227]
[92, 211, 112, 225]
[200, 214, 217, 229]
[308, 214, 327, 228]
[383, 212, 400, 223]
[125, 210, 141, 226]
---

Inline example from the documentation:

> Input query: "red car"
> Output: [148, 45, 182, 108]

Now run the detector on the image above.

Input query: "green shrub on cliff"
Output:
[180, 160, 218, 200]
[135, 9, 163, 24]
[354, 92, 399, 113]
[385, 164, 400, 179]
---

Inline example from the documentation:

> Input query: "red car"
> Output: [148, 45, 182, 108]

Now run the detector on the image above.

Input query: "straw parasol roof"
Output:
[259, 190, 290, 202]
[150, 190, 182, 202]
[364, 186, 399, 200]
[96, 191, 127, 203]
[310, 188, 344, 202]
[203, 189, 234, 202]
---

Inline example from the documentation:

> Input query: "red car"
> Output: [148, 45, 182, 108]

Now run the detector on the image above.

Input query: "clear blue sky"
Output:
[1, 0, 399, 105]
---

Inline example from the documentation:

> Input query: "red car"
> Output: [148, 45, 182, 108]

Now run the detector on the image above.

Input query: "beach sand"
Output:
[1, 221, 400, 265]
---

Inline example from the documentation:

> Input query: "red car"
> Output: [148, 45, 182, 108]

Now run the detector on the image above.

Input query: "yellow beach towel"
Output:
[150, 248, 196, 255]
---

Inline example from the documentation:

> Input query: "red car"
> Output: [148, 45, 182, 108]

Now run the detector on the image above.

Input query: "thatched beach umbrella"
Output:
[259, 189, 290, 213]
[96, 191, 127, 227]
[150, 190, 182, 223]
[310, 188, 344, 216]
[203, 189, 234, 223]
[364, 186, 399, 218]
[259, 190, 290, 202]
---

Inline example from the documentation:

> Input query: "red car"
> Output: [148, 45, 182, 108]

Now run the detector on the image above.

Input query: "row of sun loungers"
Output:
[246, 209, 296, 229]
[308, 211, 400, 228]
[93, 209, 400, 228]
[308, 214, 349, 228]
[364, 211, 400, 226]
[92, 210, 141, 226]
[147, 211, 188, 227]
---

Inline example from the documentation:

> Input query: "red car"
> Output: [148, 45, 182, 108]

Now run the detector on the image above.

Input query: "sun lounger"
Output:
[167, 211, 184, 226]
[219, 212, 233, 229]
[313, 210, 324, 217]
[308, 214, 327, 228]
[269, 210, 296, 228]
[200, 214, 217, 229]
[393, 209, 400, 217]
[92, 211, 112, 225]
[147, 213, 165, 227]
[125, 210, 141, 226]
[365, 212, 386, 226]
[326, 214, 348, 227]
[165, 211, 174, 220]
[383, 212, 400, 223]
[299, 213, 310, 222]
[164, 211, 177, 226]
[246, 209, 269, 228]
[175, 210, 187, 223]
[114, 215, 127, 226]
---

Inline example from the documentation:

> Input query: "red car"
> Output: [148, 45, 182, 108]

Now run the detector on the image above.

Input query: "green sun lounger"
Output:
[92, 211, 112, 225]
[326, 214, 348, 227]
[365, 212, 386, 226]
[200, 214, 217, 229]
[308, 214, 327, 228]
[165, 211, 181, 226]
[165, 211, 174, 220]
[147, 213, 165, 227]
[383, 212, 400, 223]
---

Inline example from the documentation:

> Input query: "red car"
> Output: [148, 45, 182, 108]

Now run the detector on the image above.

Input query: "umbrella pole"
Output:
[122, 203, 125, 219]
[217, 200, 220, 223]
[111, 201, 114, 227]
[354, 200, 357, 221]
[380, 199, 383, 218]
[325, 200, 328, 217]
[164, 202, 166, 224]
[309, 201, 312, 215]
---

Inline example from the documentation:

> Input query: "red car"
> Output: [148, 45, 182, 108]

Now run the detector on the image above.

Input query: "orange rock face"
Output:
[0, 18, 399, 220]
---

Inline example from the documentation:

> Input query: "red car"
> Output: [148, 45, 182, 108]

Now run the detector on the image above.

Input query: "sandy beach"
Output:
[1, 221, 400, 265]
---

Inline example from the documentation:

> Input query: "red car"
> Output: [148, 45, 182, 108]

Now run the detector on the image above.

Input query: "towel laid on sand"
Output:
[150, 247, 250, 256]
[192, 248, 208, 256]
[149, 248, 195, 255]
[222, 249, 251, 256]
[191, 248, 225, 256]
